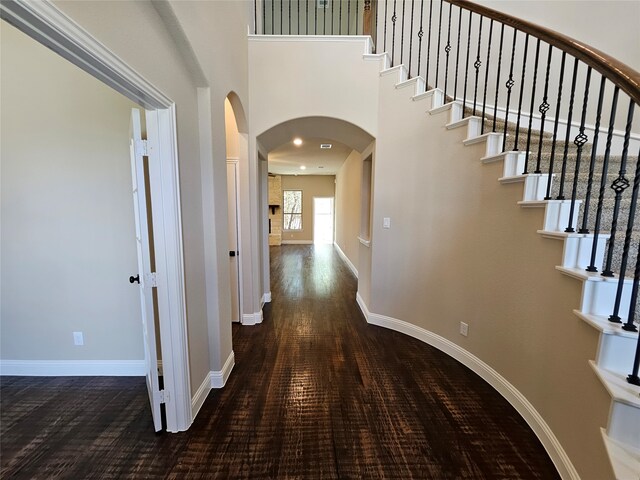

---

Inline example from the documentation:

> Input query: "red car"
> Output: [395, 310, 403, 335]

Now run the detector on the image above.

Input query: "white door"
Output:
[314, 197, 334, 244]
[129, 108, 163, 432]
[227, 161, 241, 323]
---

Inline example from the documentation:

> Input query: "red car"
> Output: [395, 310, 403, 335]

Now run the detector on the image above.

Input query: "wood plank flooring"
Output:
[1, 244, 560, 479]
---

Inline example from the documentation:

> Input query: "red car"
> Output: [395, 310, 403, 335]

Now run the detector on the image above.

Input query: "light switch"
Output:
[383, 217, 391, 229]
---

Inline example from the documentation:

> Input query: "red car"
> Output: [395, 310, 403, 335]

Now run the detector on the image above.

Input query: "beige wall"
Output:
[1, 24, 143, 361]
[280, 175, 336, 243]
[268, 175, 283, 245]
[335, 150, 362, 271]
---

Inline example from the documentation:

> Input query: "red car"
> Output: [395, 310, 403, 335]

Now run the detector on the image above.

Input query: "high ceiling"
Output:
[257, 116, 374, 176]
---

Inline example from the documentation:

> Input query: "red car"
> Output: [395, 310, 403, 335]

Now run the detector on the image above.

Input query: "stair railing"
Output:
[252, 0, 640, 387]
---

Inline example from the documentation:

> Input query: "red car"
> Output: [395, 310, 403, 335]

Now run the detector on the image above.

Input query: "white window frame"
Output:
[283, 189, 303, 231]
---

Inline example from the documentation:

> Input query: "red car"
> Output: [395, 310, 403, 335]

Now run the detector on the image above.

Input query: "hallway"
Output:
[1, 245, 559, 479]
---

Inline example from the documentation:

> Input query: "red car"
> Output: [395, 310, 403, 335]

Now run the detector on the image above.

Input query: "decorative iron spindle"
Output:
[579, 77, 607, 234]
[626, 247, 640, 384]
[331, 0, 334, 35]
[461, 13, 473, 115]
[523, 38, 541, 173]
[557, 58, 579, 200]
[565, 66, 592, 232]
[254, 0, 258, 33]
[443, 2, 453, 98]
[535, 45, 553, 173]
[416, 0, 425, 77]
[288, 0, 291, 34]
[322, 0, 326, 35]
[480, 19, 493, 134]
[612, 149, 640, 326]
[425, 0, 434, 86]
[502, 28, 518, 151]
[408, 0, 415, 77]
[347, 0, 351, 34]
[271, 0, 274, 34]
[314, 0, 318, 34]
[383, 0, 388, 51]
[602, 100, 635, 279]
[391, 0, 397, 66]
[281, 0, 283, 34]
[492, 24, 505, 132]
[299, 0, 302, 34]
[435, 0, 444, 88]
[545, 52, 567, 200]
[339, 0, 343, 34]
[400, 0, 406, 65]
[472, 16, 483, 115]
[356, 0, 359, 34]
[587, 86, 619, 272]
[453, 6, 462, 100]
[306, 0, 309, 34]
[513, 33, 529, 150]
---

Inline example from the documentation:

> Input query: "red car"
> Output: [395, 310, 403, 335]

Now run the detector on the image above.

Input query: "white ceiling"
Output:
[257, 116, 375, 176]
[268, 137, 353, 175]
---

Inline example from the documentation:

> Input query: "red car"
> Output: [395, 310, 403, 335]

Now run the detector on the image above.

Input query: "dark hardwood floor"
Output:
[1, 244, 560, 479]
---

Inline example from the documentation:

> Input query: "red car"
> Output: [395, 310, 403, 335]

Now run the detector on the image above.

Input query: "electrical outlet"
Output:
[459, 322, 469, 337]
[73, 331, 84, 346]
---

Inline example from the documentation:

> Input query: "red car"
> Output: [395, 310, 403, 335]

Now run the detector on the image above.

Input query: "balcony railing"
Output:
[253, 0, 640, 388]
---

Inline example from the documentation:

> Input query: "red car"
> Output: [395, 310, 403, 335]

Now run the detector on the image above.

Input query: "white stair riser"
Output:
[562, 236, 608, 270]
[543, 201, 582, 232]
[597, 334, 639, 375]
[484, 134, 503, 158]
[522, 175, 552, 202]
[466, 118, 482, 139]
[581, 280, 633, 319]
[431, 89, 444, 109]
[607, 401, 640, 447]
[503, 152, 526, 177]
[449, 102, 463, 123]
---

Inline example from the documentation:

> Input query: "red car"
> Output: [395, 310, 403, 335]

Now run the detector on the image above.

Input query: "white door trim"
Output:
[1, 0, 192, 433]
[227, 158, 244, 324]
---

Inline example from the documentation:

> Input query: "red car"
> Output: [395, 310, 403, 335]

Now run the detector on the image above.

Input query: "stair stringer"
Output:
[372, 55, 612, 479]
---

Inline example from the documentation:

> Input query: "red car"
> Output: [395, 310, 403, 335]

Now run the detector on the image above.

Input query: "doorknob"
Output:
[229, 251, 236, 257]
[129, 274, 140, 284]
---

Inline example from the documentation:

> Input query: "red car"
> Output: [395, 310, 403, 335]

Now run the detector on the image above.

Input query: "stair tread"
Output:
[574, 310, 639, 339]
[601, 428, 640, 480]
[590, 361, 640, 409]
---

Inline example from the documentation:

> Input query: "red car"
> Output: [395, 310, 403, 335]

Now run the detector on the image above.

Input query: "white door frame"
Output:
[313, 196, 335, 244]
[1, 0, 192, 432]
[226, 158, 244, 323]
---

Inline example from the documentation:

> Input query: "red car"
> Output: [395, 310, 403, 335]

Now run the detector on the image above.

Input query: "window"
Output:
[283, 190, 303, 230]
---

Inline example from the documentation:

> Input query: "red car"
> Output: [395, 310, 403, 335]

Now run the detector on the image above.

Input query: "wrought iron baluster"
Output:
[565, 66, 592, 232]
[453, 6, 462, 100]
[314, 0, 318, 34]
[502, 28, 518, 151]
[461, 12, 473, 115]
[289, 0, 292, 34]
[331, 0, 334, 35]
[443, 2, 453, 98]
[513, 33, 529, 150]
[254, 0, 258, 33]
[356, 0, 359, 34]
[348, 0, 352, 34]
[323, 0, 326, 35]
[400, 0, 406, 65]
[263, 0, 266, 34]
[491, 23, 504, 132]
[339, 0, 343, 34]
[626, 240, 640, 385]
[579, 76, 606, 233]
[557, 58, 579, 200]
[535, 45, 553, 173]
[545, 51, 567, 199]
[613, 147, 640, 327]
[587, 86, 619, 271]
[480, 19, 493, 134]
[272, 0, 275, 34]
[417, 0, 425, 77]
[383, 0, 388, 51]
[523, 38, 541, 173]
[472, 15, 483, 115]
[425, 0, 434, 87]
[281, 0, 283, 34]
[435, 0, 444, 88]
[391, 0, 397, 66]
[603, 99, 635, 279]
[298, 0, 301, 34]
[408, 0, 415, 77]
[306, 0, 308, 34]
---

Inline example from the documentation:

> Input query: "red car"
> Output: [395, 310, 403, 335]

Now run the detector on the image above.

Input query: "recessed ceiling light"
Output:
[293, 138, 303, 146]
[300, 165, 306, 170]
[320, 143, 332, 149]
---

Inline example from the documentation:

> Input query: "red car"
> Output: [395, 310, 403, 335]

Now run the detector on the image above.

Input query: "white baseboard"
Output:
[191, 370, 212, 420]
[281, 240, 313, 245]
[0, 359, 146, 376]
[211, 350, 235, 388]
[262, 291, 272, 304]
[355, 293, 580, 480]
[191, 350, 235, 422]
[334, 242, 358, 278]
[242, 310, 263, 325]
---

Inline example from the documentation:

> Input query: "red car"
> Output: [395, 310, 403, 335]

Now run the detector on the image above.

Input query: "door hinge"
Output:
[145, 272, 158, 288]
[158, 389, 169, 404]
[135, 139, 149, 157]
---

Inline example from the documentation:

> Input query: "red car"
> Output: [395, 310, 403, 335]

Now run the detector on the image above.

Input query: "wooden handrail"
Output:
[449, 0, 640, 105]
